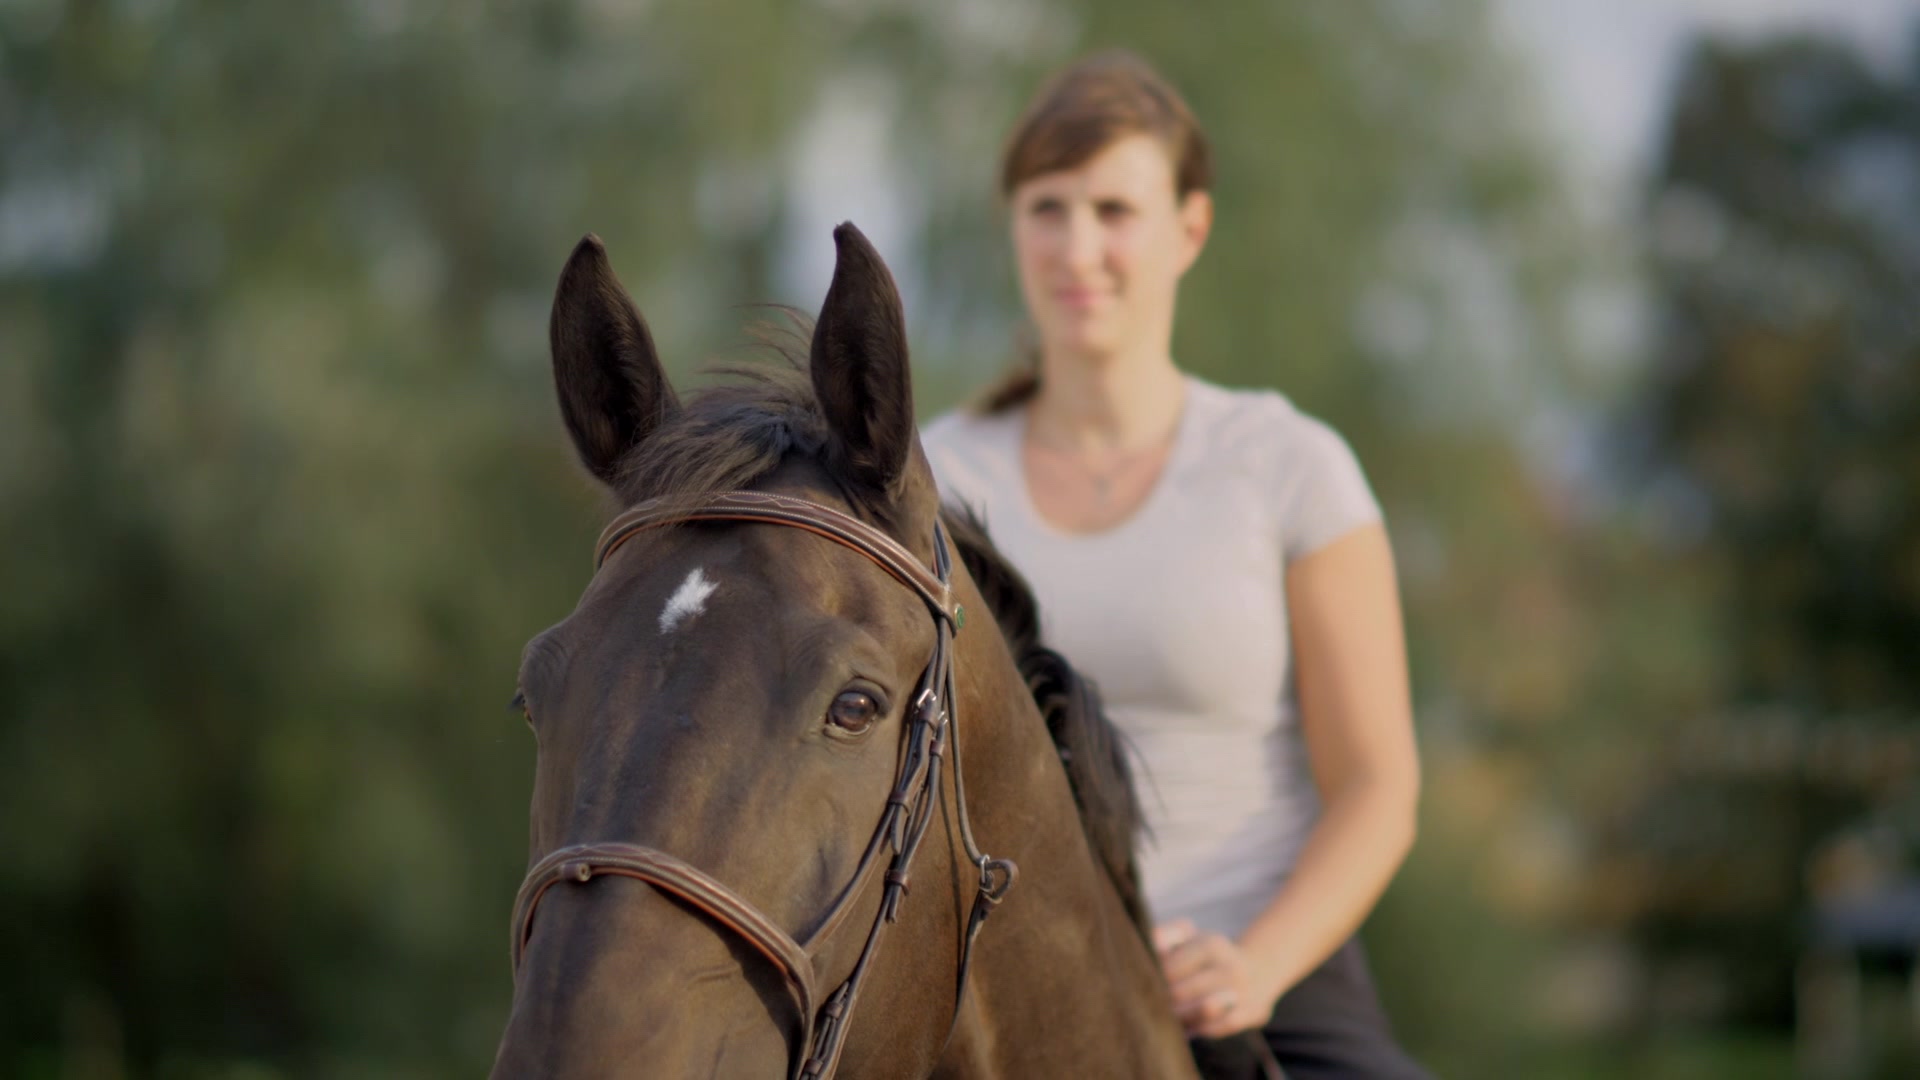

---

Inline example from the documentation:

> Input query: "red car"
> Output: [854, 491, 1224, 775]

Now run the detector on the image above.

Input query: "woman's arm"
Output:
[1159, 522, 1420, 1036]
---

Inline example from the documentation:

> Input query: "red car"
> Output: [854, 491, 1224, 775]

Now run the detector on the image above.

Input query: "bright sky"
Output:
[1494, 1, 1917, 505]
[1494, 0, 1918, 214]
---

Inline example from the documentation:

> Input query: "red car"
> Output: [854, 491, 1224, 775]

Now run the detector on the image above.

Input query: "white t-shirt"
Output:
[921, 375, 1383, 939]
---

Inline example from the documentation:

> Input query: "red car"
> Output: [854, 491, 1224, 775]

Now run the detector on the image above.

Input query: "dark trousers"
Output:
[1189, 940, 1430, 1080]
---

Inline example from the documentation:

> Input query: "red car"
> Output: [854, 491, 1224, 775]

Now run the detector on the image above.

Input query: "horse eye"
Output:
[827, 690, 880, 735]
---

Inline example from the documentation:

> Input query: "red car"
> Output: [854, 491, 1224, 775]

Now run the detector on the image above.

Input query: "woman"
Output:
[921, 50, 1429, 1078]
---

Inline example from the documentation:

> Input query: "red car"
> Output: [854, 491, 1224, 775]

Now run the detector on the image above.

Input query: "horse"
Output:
[489, 223, 1202, 1078]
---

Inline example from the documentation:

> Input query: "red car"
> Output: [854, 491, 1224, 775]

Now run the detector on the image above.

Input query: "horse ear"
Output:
[810, 222, 914, 496]
[549, 234, 678, 487]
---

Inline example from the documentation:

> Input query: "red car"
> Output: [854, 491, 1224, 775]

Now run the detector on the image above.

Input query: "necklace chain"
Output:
[1027, 432, 1175, 507]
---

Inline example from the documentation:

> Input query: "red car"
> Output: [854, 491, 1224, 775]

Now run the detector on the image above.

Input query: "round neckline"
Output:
[1010, 375, 1204, 541]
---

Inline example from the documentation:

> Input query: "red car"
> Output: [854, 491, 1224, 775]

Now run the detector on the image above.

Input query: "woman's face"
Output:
[1009, 132, 1212, 364]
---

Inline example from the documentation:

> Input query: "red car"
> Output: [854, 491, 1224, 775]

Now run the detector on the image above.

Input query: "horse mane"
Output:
[613, 311, 1149, 940]
[939, 505, 1151, 941]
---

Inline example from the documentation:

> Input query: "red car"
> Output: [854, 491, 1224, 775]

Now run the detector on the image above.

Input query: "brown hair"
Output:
[979, 50, 1212, 413]
[1000, 49, 1213, 199]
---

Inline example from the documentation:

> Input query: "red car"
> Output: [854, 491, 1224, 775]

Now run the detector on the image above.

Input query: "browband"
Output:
[594, 490, 959, 626]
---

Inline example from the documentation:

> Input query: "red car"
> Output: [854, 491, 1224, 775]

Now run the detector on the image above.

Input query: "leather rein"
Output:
[507, 490, 1018, 1080]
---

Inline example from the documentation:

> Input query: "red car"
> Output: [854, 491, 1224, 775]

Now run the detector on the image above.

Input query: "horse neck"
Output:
[933, 575, 1200, 1079]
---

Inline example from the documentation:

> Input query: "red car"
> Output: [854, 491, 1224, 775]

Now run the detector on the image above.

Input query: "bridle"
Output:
[507, 490, 1018, 1080]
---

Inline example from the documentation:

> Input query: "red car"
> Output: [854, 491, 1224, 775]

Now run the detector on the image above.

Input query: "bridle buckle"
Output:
[976, 856, 1017, 906]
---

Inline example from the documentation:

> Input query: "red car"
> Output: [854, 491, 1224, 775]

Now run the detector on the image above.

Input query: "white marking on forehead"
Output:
[658, 567, 718, 634]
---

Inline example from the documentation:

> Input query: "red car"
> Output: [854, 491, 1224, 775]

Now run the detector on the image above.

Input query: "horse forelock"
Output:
[604, 308, 905, 531]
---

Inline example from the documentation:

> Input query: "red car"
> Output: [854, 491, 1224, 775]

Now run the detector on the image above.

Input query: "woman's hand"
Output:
[1153, 919, 1279, 1039]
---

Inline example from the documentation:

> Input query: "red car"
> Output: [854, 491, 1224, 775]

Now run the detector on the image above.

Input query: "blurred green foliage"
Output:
[2, 0, 1913, 1076]
[1594, 32, 1920, 1066]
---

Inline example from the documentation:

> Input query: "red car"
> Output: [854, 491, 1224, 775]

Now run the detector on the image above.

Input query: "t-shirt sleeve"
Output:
[1277, 412, 1383, 563]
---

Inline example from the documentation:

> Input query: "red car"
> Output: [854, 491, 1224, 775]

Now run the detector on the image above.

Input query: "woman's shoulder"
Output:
[918, 405, 1021, 508]
[1186, 377, 1382, 554]
[920, 405, 1017, 463]
[922, 405, 998, 446]
[1184, 376, 1356, 467]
